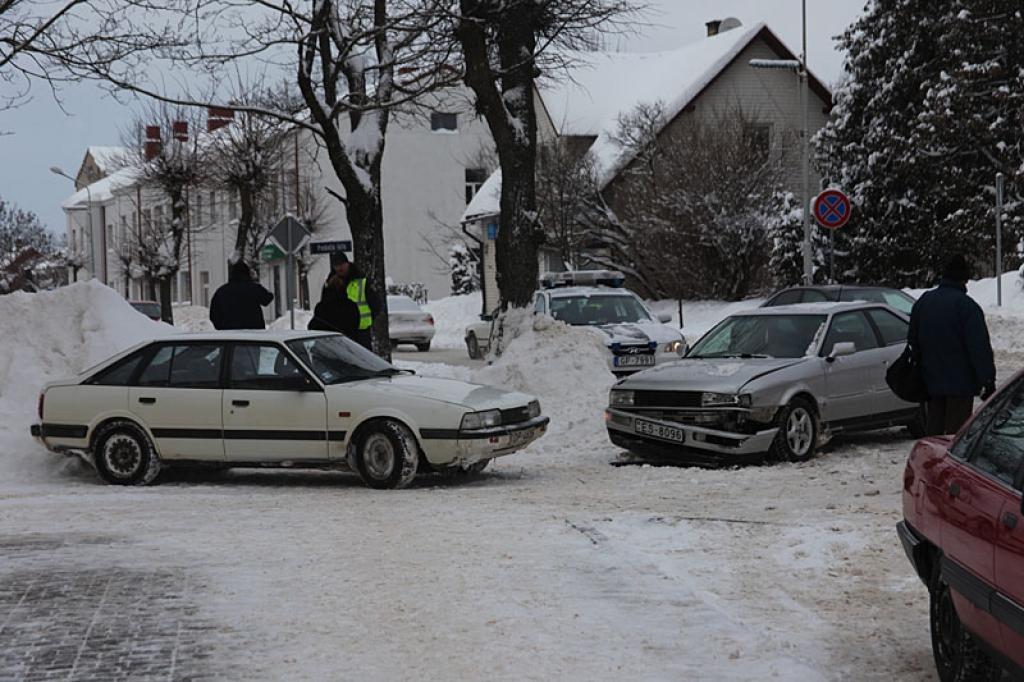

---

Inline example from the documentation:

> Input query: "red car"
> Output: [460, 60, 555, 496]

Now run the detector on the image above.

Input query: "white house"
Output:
[463, 19, 835, 314]
[61, 90, 493, 319]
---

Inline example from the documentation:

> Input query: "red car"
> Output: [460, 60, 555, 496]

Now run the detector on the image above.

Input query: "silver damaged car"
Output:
[605, 302, 921, 464]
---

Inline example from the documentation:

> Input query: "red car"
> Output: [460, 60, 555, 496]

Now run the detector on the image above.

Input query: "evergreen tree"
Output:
[815, 0, 1023, 286]
[449, 243, 479, 296]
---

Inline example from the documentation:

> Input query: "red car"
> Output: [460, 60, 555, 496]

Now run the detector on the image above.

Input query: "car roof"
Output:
[733, 301, 898, 316]
[545, 286, 637, 297]
[776, 284, 899, 293]
[148, 330, 338, 343]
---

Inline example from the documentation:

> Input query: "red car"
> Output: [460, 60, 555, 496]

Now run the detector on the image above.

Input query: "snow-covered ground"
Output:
[1, 279, 1021, 680]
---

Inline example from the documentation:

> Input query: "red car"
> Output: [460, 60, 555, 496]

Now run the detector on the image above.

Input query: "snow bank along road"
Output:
[1, 283, 1021, 680]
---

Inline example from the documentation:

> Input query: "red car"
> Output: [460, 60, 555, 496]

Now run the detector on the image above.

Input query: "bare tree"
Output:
[0, 195, 58, 293]
[121, 104, 207, 322]
[536, 138, 599, 270]
[452, 0, 641, 309]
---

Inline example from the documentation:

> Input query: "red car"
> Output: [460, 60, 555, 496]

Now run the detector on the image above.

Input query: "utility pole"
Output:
[996, 172, 1005, 306]
[800, 0, 812, 285]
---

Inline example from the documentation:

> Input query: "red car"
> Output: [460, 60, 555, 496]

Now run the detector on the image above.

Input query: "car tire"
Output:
[352, 420, 419, 490]
[416, 342, 431, 352]
[769, 398, 818, 463]
[466, 333, 482, 360]
[930, 571, 1002, 682]
[906, 406, 927, 439]
[92, 420, 162, 486]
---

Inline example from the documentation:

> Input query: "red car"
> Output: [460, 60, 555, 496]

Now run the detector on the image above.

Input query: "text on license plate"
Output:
[634, 418, 685, 443]
[614, 354, 655, 368]
[507, 426, 541, 447]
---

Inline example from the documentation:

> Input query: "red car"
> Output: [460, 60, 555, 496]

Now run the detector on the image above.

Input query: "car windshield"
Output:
[388, 296, 421, 312]
[688, 314, 827, 359]
[132, 302, 161, 318]
[286, 335, 404, 384]
[548, 294, 651, 326]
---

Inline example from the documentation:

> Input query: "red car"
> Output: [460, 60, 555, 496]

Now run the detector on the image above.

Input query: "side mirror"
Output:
[657, 312, 672, 324]
[827, 341, 856, 362]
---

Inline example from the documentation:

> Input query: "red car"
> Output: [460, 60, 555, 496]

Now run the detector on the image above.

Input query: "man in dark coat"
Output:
[908, 255, 996, 436]
[209, 260, 274, 330]
[321, 252, 382, 350]
[308, 274, 359, 334]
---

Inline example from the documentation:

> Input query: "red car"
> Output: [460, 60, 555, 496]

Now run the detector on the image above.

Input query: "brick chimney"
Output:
[144, 125, 162, 160]
[172, 120, 188, 142]
[706, 19, 722, 37]
[207, 106, 234, 132]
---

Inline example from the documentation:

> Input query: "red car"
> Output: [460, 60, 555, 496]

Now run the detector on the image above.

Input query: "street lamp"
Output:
[50, 165, 95, 281]
[750, 0, 812, 285]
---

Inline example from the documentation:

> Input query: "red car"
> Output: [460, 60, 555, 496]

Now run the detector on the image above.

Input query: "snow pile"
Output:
[472, 312, 615, 463]
[269, 309, 314, 331]
[0, 281, 168, 480]
[172, 304, 215, 332]
[422, 291, 482, 349]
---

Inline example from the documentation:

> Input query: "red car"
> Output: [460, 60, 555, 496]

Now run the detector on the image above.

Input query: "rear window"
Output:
[137, 344, 223, 388]
[387, 296, 421, 312]
[88, 349, 147, 386]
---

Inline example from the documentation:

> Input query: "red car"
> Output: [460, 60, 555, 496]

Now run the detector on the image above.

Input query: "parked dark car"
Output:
[898, 372, 1024, 681]
[763, 285, 915, 315]
[129, 300, 162, 321]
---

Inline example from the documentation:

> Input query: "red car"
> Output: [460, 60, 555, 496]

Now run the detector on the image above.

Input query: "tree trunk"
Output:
[158, 276, 173, 324]
[347, 188, 391, 360]
[234, 188, 255, 260]
[496, 147, 540, 308]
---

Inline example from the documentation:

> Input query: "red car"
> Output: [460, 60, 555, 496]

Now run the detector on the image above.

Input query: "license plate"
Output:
[634, 418, 685, 443]
[614, 354, 655, 368]
[508, 426, 540, 448]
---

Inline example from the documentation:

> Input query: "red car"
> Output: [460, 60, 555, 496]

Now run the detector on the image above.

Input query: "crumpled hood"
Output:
[593, 322, 684, 347]
[617, 357, 809, 393]
[341, 375, 535, 410]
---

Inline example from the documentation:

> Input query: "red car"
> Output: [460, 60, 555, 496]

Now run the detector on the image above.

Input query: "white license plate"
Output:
[507, 426, 540, 448]
[634, 418, 685, 443]
[614, 354, 655, 368]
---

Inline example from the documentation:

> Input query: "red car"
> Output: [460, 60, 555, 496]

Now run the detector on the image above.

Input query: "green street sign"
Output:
[260, 243, 285, 261]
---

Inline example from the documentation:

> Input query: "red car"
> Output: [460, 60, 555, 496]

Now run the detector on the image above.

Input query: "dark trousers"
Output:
[926, 396, 974, 436]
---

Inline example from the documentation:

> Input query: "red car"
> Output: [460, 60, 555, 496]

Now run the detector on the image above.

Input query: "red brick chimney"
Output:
[144, 125, 162, 160]
[207, 107, 235, 132]
[172, 120, 188, 142]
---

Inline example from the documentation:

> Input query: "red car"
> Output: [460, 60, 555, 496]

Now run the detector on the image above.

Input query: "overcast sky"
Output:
[0, 0, 863, 235]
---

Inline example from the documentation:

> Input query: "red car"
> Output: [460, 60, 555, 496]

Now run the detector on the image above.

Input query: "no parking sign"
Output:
[813, 189, 852, 230]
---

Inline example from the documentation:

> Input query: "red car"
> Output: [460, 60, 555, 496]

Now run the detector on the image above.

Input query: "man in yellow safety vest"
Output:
[324, 252, 380, 350]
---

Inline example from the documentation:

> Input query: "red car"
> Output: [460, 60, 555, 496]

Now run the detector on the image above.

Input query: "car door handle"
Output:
[138, 397, 156, 405]
[948, 482, 961, 498]
[232, 400, 250, 407]
[1004, 512, 1019, 529]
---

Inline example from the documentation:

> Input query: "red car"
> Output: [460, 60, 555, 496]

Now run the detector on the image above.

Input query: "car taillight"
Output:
[37, 392, 45, 420]
[426, 316, 435, 326]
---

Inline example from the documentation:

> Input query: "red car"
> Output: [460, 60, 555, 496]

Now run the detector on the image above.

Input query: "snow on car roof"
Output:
[545, 286, 637, 298]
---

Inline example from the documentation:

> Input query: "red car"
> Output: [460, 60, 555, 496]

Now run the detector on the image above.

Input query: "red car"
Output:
[129, 300, 162, 321]
[899, 374, 1024, 681]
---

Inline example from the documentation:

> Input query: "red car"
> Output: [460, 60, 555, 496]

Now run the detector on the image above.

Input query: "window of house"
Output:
[228, 192, 238, 220]
[465, 168, 488, 204]
[194, 193, 203, 226]
[744, 123, 771, 155]
[152, 205, 164, 230]
[119, 215, 128, 245]
[200, 271, 211, 307]
[431, 112, 458, 132]
[209, 191, 217, 224]
[179, 270, 191, 304]
[142, 208, 152, 230]
[170, 274, 178, 302]
[106, 224, 115, 251]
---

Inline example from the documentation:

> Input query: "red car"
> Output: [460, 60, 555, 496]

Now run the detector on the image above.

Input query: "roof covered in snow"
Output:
[61, 167, 141, 210]
[462, 169, 502, 223]
[86, 146, 130, 174]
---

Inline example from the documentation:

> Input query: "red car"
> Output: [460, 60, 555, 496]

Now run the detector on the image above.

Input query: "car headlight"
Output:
[609, 389, 635, 407]
[461, 409, 502, 431]
[701, 392, 752, 408]
[527, 400, 541, 419]
[664, 339, 686, 355]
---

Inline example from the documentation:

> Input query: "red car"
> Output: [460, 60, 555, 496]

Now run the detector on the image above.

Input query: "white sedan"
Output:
[387, 295, 435, 351]
[31, 331, 548, 489]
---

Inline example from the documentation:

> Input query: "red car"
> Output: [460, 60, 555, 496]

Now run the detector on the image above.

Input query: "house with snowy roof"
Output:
[463, 18, 834, 313]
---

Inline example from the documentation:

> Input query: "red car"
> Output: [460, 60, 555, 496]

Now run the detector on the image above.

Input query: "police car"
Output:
[465, 271, 687, 375]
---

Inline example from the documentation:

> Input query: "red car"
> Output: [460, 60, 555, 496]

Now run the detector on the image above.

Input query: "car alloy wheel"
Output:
[103, 434, 143, 479]
[786, 407, 814, 457]
[363, 433, 396, 481]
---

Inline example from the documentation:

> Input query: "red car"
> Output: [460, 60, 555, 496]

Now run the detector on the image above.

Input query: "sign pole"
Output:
[829, 229, 835, 283]
[287, 219, 295, 329]
[996, 172, 1005, 307]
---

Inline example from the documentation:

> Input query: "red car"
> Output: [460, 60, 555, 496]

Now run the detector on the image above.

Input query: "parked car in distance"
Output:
[387, 295, 435, 352]
[31, 331, 548, 489]
[605, 302, 920, 465]
[898, 373, 1024, 681]
[130, 300, 162, 321]
[465, 271, 686, 375]
[763, 285, 915, 315]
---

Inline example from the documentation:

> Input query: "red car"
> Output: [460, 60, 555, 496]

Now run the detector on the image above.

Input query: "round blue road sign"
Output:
[813, 189, 852, 230]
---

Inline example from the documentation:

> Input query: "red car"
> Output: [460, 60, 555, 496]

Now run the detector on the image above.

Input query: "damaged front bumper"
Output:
[604, 408, 778, 464]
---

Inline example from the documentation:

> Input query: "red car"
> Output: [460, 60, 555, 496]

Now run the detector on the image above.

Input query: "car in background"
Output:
[763, 285, 915, 315]
[387, 295, 435, 352]
[130, 300, 162, 321]
[465, 271, 686, 375]
[605, 301, 920, 465]
[31, 331, 548, 489]
[898, 372, 1024, 681]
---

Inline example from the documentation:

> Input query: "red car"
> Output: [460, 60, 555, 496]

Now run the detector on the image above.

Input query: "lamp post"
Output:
[750, 0, 812, 284]
[50, 165, 95, 281]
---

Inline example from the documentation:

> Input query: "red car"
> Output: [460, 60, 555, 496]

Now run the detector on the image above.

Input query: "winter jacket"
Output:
[322, 264, 383, 321]
[308, 290, 360, 335]
[209, 266, 274, 330]
[908, 278, 995, 397]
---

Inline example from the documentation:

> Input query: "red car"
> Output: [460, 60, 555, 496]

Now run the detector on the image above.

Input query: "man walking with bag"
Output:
[908, 255, 996, 435]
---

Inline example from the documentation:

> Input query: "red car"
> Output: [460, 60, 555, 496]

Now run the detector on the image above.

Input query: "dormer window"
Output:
[431, 112, 458, 132]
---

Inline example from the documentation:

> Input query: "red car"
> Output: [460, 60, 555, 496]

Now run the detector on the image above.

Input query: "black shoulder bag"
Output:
[886, 344, 929, 403]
